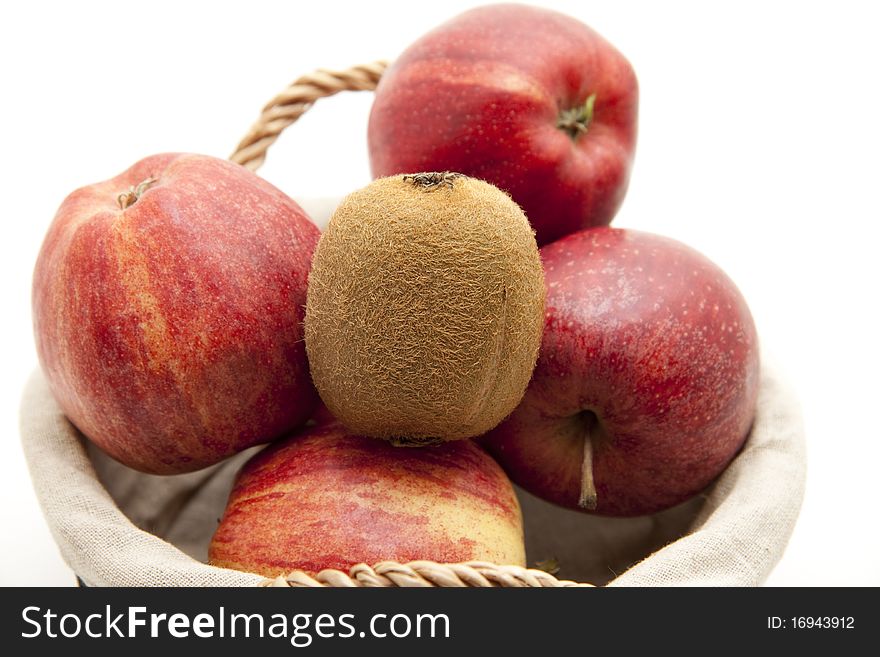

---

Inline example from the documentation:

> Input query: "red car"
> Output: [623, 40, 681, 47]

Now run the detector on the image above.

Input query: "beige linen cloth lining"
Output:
[19, 355, 805, 587]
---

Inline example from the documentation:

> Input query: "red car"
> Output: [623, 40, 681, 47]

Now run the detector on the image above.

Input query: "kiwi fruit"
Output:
[304, 172, 545, 444]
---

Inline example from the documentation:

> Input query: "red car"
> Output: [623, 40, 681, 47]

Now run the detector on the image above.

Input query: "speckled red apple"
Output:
[368, 3, 638, 246]
[32, 153, 320, 474]
[480, 227, 760, 516]
[209, 422, 525, 577]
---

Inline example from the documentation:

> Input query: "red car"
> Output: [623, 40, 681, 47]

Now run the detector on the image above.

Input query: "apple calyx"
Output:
[117, 176, 157, 210]
[577, 410, 599, 510]
[557, 93, 597, 140]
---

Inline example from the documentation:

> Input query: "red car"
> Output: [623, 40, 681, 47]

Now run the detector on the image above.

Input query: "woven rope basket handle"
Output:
[233, 63, 591, 589]
[230, 61, 388, 172]
[261, 560, 592, 588]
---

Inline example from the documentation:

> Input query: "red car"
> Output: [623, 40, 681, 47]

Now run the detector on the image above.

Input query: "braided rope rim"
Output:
[233, 64, 594, 589]
[259, 561, 592, 588]
[230, 61, 388, 173]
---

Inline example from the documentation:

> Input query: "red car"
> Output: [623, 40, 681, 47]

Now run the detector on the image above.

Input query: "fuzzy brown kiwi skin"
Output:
[304, 173, 545, 443]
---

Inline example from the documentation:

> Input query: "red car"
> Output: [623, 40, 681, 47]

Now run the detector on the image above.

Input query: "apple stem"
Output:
[117, 176, 157, 210]
[578, 426, 598, 510]
[557, 93, 597, 141]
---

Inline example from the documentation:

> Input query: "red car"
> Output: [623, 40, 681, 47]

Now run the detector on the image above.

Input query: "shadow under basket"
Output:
[19, 358, 805, 587]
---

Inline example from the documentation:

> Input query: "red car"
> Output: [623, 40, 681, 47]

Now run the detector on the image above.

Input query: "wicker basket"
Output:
[19, 64, 806, 587]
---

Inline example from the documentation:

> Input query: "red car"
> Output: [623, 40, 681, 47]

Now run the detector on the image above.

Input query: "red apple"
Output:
[32, 153, 321, 474]
[368, 3, 638, 246]
[480, 227, 760, 516]
[208, 422, 526, 577]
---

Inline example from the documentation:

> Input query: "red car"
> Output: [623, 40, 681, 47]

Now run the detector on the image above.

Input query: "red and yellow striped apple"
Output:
[209, 423, 525, 577]
[480, 227, 760, 516]
[32, 153, 320, 474]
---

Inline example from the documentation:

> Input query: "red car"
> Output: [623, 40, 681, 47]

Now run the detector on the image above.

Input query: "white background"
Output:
[1, 1, 878, 586]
